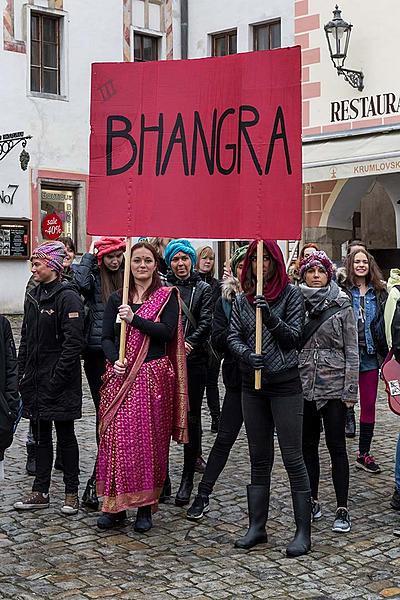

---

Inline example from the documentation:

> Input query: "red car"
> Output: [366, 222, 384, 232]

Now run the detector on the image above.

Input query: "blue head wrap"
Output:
[164, 239, 197, 270]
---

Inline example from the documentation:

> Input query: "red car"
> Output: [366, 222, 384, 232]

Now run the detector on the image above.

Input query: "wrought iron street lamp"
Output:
[324, 5, 364, 91]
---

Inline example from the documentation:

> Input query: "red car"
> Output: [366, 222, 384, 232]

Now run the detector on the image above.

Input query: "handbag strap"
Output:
[181, 297, 197, 329]
[301, 304, 343, 348]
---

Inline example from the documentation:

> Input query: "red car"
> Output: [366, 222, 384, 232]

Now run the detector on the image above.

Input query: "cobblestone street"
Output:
[1, 316, 400, 600]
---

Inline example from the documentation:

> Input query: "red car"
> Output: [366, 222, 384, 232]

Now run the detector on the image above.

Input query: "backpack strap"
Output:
[301, 304, 343, 348]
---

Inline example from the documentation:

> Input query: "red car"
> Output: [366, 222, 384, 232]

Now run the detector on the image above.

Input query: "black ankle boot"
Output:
[82, 476, 99, 510]
[175, 473, 194, 507]
[97, 511, 126, 529]
[345, 406, 356, 438]
[159, 475, 172, 504]
[286, 491, 312, 557]
[134, 505, 152, 532]
[26, 443, 36, 476]
[235, 485, 269, 549]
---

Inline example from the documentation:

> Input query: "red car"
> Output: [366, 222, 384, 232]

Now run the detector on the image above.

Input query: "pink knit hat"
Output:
[299, 250, 334, 283]
[94, 237, 126, 265]
[31, 241, 66, 275]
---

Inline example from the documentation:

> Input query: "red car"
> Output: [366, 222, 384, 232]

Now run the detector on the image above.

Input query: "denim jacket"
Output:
[349, 284, 376, 354]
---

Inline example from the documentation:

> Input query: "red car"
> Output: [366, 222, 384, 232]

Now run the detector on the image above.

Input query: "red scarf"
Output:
[241, 240, 290, 303]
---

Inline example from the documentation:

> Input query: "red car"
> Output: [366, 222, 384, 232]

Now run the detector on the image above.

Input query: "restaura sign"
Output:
[331, 92, 400, 123]
[88, 49, 302, 240]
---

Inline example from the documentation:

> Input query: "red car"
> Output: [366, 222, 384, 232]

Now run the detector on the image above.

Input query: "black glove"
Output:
[246, 352, 264, 369]
[254, 295, 272, 320]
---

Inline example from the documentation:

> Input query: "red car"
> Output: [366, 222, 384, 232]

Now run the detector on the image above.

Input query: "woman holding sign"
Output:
[97, 242, 188, 532]
[74, 237, 126, 510]
[228, 240, 311, 557]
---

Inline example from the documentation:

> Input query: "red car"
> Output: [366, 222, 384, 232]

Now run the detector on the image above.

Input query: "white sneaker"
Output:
[332, 507, 351, 533]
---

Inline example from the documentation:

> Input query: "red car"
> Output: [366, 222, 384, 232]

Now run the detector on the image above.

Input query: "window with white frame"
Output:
[253, 20, 281, 51]
[134, 33, 159, 61]
[30, 12, 61, 95]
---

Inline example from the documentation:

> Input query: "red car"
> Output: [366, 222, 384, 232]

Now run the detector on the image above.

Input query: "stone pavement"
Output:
[0, 315, 399, 600]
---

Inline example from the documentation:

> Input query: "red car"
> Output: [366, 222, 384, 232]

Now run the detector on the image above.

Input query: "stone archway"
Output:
[303, 174, 400, 260]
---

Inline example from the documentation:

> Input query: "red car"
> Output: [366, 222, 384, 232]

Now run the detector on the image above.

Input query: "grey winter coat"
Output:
[298, 286, 358, 408]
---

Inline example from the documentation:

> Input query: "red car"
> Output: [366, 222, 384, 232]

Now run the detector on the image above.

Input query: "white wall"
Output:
[0, 0, 123, 312]
[307, 0, 400, 131]
[187, 0, 294, 58]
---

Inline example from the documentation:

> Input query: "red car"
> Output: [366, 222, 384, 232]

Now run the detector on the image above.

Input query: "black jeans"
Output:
[32, 420, 79, 494]
[302, 399, 349, 507]
[205, 354, 221, 419]
[184, 361, 207, 475]
[83, 350, 106, 447]
[199, 386, 243, 497]
[242, 387, 310, 493]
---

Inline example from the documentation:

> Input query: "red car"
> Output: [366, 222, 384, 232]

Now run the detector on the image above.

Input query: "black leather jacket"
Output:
[166, 270, 213, 363]
[228, 284, 305, 386]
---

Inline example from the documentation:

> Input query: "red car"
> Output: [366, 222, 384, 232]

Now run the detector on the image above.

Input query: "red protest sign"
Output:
[88, 48, 302, 239]
[42, 213, 63, 240]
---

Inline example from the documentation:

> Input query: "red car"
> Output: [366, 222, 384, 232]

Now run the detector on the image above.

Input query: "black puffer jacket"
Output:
[212, 277, 241, 389]
[228, 284, 305, 387]
[18, 280, 85, 421]
[166, 270, 212, 363]
[0, 316, 19, 460]
[74, 253, 105, 351]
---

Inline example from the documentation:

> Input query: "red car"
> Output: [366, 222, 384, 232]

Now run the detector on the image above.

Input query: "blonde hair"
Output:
[196, 245, 215, 276]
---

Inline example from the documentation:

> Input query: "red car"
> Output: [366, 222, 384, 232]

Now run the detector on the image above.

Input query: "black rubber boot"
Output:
[235, 485, 269, 549]
[97, 511, 126, 529]
[159, 475, 172, 504]
[134, 505, 152, 533]
[345, 406, 356, 438]
[175, 472, 194, 507]
[82, 476, 99, 510]
[26, 443, 36, 476]
[286, 491, 312, 557]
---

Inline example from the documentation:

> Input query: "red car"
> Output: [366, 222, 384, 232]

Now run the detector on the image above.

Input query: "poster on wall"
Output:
[0, 219, 30, 259]
[40, 189, 74, 241]
[88, 47, 302, 239]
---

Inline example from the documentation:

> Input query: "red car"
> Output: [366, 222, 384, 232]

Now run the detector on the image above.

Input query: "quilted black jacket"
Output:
[228, 284, 305, 386]
[74, 253, 105, 352]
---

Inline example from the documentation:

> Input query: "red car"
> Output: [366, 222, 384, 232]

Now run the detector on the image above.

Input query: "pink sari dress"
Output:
[97, 286, 188, 513]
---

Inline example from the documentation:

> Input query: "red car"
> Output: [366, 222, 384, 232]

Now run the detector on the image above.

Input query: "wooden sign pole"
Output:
[255, 239, 264, 390]
[119, 237, 132, 363]
[224, 241, 231, 272]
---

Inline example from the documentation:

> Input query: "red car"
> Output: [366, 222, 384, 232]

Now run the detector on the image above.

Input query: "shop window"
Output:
[134, 33, 159, 62]
[31, 12, 61, 95]
[40, 188, 75, 244]
[212, 30, 237, 56]
[253, 21, 281, 51]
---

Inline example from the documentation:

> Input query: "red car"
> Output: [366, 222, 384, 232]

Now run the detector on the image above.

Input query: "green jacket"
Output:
[384, 269, 400, 348]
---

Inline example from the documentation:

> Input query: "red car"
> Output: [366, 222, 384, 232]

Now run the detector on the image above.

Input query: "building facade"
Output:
[296, 0, 400, 267]
[0, 0, 173, 312]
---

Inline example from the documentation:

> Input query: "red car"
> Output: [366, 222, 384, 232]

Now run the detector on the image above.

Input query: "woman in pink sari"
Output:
[97, 242, 188, 532]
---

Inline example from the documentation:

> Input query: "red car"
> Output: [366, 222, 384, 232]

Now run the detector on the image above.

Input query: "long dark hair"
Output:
[99, 260, 124, 303]
[128, 242, 162, 303]
[344, 248, 385, 292]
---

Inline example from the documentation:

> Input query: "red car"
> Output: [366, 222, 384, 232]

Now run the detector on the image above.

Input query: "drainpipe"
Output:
[181, 0, 188, 59]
